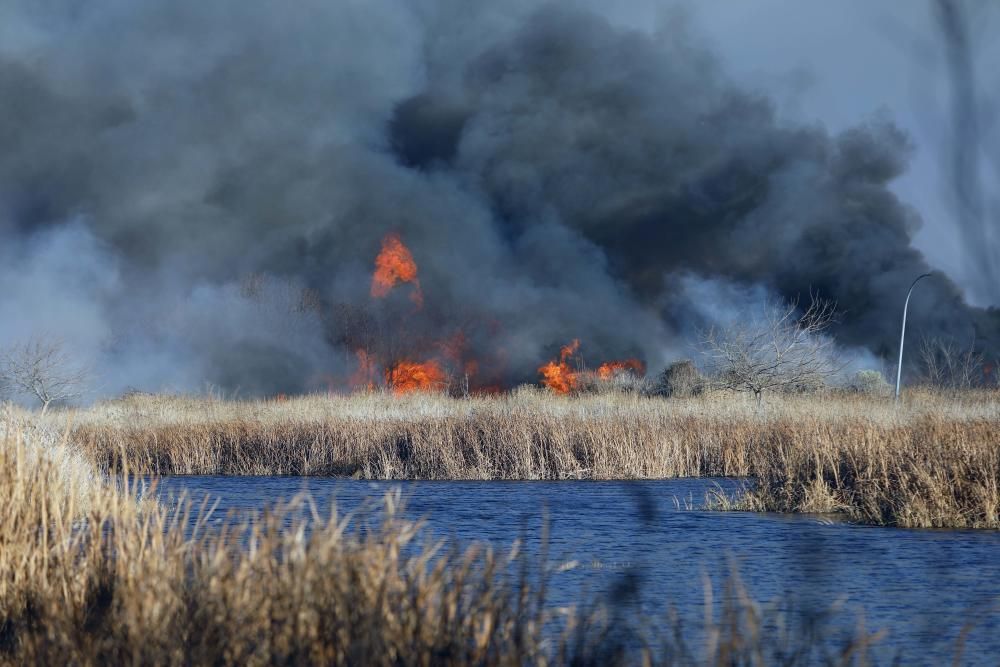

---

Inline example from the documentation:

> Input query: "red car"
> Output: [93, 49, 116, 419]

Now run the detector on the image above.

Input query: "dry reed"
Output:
[60, 388, 1000, 528]
[1, 412, 895, 665]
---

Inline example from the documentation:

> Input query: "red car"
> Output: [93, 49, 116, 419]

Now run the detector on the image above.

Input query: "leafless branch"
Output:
[0, 335, 89, 413]
[700, 295, 846, 406]
[918, 335, 986, 389]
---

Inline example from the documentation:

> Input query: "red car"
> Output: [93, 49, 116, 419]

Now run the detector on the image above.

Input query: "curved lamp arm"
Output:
[895, 273, 933, 400]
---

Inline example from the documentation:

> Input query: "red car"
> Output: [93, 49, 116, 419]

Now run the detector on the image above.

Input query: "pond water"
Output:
[149, 476, 1000, 665]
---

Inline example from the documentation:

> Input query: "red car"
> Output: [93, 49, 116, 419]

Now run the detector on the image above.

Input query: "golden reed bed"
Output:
[2, 413, 896, 666]
[58, 387, 1000, 528]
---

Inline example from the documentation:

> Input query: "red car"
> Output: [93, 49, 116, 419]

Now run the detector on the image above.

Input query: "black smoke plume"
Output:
[0, 1, 996, 397]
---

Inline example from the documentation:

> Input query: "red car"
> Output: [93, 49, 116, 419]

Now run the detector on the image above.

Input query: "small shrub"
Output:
[849, 370, 891, 397]
[650, 360, 705, 398]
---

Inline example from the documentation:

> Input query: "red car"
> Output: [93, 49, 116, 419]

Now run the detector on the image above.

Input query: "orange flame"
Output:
[597, 359, 646, 380]
[437, 331, 480, 380]
[371, 232, 423, 307]
[348, 349, 378, 391]
[538, 339, 581, 394]
[386, 359, 445, 394]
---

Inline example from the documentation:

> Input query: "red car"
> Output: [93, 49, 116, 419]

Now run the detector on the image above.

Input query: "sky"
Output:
[606, 0, 998, 306]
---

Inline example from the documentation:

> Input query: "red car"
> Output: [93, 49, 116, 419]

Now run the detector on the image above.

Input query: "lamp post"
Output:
[895, 273, 932, 400]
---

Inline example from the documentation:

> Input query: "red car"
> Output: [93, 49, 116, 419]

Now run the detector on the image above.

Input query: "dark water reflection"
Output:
[148, 476, 1000, 665]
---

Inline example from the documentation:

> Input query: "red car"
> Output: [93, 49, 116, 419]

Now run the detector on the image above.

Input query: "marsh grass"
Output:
[1, 415, 898, 665]
[61, 387, 1000, 528]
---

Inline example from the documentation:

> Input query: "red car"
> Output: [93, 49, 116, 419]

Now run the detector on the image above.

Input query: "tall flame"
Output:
[348, 349, 378, 391]
[370, 232, 423, 307]
[437, 331, 480, 379]
[386, 359, 445, 394]
[538, 339, 581, 394]
[597, 359, 646, 380]
[359, 232, 649, 397]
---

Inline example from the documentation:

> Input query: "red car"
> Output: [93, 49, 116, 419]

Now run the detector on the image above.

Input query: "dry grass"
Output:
[735, 408, 1000, 528]
[0, 410, 894, 666]
[1, 404, 103, 510]
[0, 417, 549, 664]
[67, 388, 759, 479]
[58, 387, 1000, 528]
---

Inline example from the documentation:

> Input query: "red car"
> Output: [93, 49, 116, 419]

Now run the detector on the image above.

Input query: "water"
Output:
[150, 476, 1000, 665]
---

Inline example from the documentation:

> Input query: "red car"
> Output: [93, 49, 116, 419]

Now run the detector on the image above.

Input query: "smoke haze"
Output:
[0, 1, 996, 398]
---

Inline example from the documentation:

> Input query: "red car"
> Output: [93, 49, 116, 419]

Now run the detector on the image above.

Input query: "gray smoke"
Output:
[0, 1, 996, 398]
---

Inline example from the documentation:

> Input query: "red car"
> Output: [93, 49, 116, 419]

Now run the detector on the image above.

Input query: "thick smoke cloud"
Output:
[0, 1, 995, 399]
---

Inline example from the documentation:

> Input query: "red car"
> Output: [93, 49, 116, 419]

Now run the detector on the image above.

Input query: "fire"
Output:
[437, 331, 467, 366]
[357, 233, 650, 398]
[370, 232, 423, 308]
[437, 331, 480, 379]
[386, 359, 446, 394]
[538, 339, 581, 394]
[539, 341, 647, 394]
[597, 359, 646, 380]
[348, 349, 378, 391]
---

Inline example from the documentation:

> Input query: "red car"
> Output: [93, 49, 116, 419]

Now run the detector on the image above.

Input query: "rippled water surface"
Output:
[150, 476, 1000, 665]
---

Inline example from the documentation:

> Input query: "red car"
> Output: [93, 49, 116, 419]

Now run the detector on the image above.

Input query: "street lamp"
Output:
[895, 272, 932, 400]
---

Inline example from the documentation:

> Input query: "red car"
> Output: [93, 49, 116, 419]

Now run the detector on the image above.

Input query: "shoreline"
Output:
[44, 387, 1000, 528]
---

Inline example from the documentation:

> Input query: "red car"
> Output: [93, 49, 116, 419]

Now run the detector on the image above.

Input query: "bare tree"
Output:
[701, 296, 844, 407]
[918, 335, 986, 389]
[0, 336, 89, 414]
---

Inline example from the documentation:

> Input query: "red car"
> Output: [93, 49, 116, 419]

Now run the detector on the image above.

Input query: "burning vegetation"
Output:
[347, 233, 502, 395]
[347, 349, 378, 391]
[327, 233, 650, 397]
[370, 232, 423, 308]
[597, 359, 646, 381]
[538, 340, 647, 395]
[538, 340, 581, 394]
[358, 233, 450, 394]
[385, 360, 446, 395]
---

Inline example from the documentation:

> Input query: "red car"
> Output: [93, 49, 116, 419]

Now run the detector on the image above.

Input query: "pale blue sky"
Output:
[596, 0, 998, 305]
